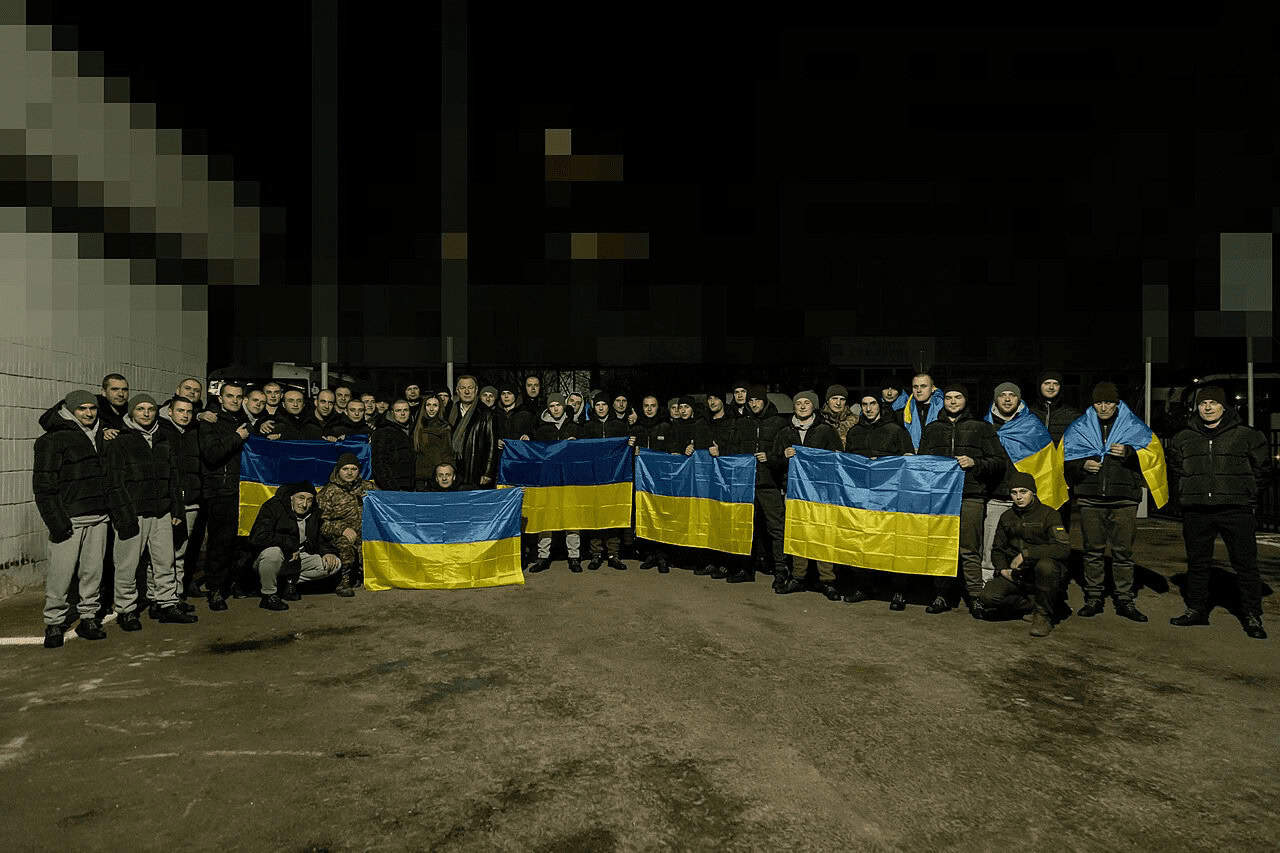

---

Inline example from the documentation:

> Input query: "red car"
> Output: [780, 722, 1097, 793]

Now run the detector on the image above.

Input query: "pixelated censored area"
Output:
[0, 15, 259, 591]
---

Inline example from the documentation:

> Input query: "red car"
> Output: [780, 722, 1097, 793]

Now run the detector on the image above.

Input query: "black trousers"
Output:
[752, 487, 786, 570]
[979, 558, 1064, 617]
[202, 495, 240, 596]
[935, 498, 985, 600]
[1182, 506, 1261, 616]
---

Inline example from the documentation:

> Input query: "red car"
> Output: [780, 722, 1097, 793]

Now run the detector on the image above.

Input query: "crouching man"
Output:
[979, 472, 1070, 636]
[316, 452, 378, 596]
[248, 482, 341, 611]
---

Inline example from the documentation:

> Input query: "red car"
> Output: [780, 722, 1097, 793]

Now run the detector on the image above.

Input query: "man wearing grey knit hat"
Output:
[773, 390, 844, 599]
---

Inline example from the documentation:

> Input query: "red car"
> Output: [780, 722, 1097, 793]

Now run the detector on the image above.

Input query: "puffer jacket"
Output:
[103, 420, 183, 525]
[737, 402, 787, 489]
[844, 414, 913, 458]
[918, 407, 1006, 499]
[248, 483, 336, 557]
[1027, 372, 1079, 444]
[533, 409, 579, 441]
[198, 408, 249, 499]
[1169, 408, 1272, 507]
[32, 408, 132, 542]
[316, 463, 378, 546]
[774, 415, 842, 486]
[1064, 416, 1145, 504]
[578, 416, 629, 440]
[500, 404, 538, 441]
[157, 418, 202, 506]
[371, 420, 416, 491]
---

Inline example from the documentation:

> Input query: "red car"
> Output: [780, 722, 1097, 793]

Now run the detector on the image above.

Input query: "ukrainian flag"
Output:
[784, 446, 964, 576]
[634, 449, 756, 555]
[237, 436, 372, 536]
[361, 488, 525, 590]
[498, 437, 633, 533]
[985, 403, 1070, 509]
[900, 389, 944, 450]
[1062, 402, 1169, 508]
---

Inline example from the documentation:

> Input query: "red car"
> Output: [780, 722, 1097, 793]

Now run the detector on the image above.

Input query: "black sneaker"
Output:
[709, 565, 729, 579]
[260, 594, 289, 611]
[207, 594, 228, 612]
[638, 556, 657, 570]
[656, 558, 670, 574]
[117, 611, 143, 632]
[925, 596, 951, 614]
[157, 605, 198, 624]
[888, 593, 907, 612]
[1243, 614, 1267, 640]
[179, 600, 197, 614]
[1077, 599, 1105, 618]
[821, 584, 842, 601]
[586, 558, 603, 571]
[725, 568, 754, 584]
[229, 582, 254, 599]
[607, 557, 627, 571]
[147, 602, 162, 620]
[281, 579, 301, 601]
[568, 559, 584, 574]
[969, 600, 989, 621]
[1170, 609, 1209, 627]
[694, 564, 714, 576]
[44, 625, 64, 648]
[1115, 603, 1148, 623]
[526, 559, 551, 573]
[775, 577, 805, 595]
[75, 618, 107, 640]
[843, 589, 870, 604]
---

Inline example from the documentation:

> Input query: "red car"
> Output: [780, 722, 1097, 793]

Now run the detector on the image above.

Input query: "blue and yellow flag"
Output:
[784, 446, 963, 576]
[985, 402, 1070, 509]
[498, 437, 633, 533]
[237, 436, 372, 535]
[361, 488, 525, 590]
[634, 449, 756, 555]
[1062, 402, 1169, 508]
[900, 389, 944, 450]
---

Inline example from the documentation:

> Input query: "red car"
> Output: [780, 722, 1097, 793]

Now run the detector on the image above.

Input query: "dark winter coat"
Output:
[199, 408, 249, 499]
[95, 394, 129, 431]
[630, 413, 669, 451]
[697, 414, 739, 453]
[157, 418, 203, 506]
[533, 410, 579, 441]
[774, 415, 842, 485]
[918, 408, 1006, 499]
[371, 420, 417, 491]
[737, 402, 787, 489]
[32, 409, 131, 542]
[412, 412, 455, 487]
[268, 409, 312, 441]
[578, 416, 630, 440]
[248, 483, 337, 557]
[1064, 416, 1145, 504]
[500, 405, 538, 441]
[650, 417, 696, 455]
[1169, 408, 1272, 508]
[989, 497, 1070, 572]
[451, 403, 499, 486]
[325, 417, 371, 441]
[103, 422, 183, 524]
[1028, 397, 1079, 445]
[844, 414, 914, 458]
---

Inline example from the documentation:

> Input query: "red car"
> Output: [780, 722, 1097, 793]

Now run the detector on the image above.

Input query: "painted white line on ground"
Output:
[0, 613, 119, 646]
[115, 749, 324, 762]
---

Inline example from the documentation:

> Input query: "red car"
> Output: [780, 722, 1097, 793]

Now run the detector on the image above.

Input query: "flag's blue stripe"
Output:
[634, 449, 755, 504]
[1062, 402, 1154, 462]
[985, 405, 1053, 463]
[499, 437, 632, 487]
[239, 436, 372, 487]
[362, 487, 524, 546]
[785, 446, 964, 517]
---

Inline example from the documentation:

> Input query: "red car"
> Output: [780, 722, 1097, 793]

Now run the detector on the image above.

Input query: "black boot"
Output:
[694, 564, 714, 576]
[526, 558, 551, 573]
[656, 556, 670, 574]
[775, 576, 805, 595]
[259, 594, 289, 611]
[1115, 602, 1148, 623]
[638, 554, 658, 570]
[335, 570, 356, 597]
[1243, 614, 1267, 640]
[44, 625, 64, 649]
[925, 596, 951, 614]
[607, 556, 627, 570]
[843, 588, 870, 604]
[117, 611, 142, 632]
[821, 584, 842, 601]
[725, 567, 754, 584]
[74, 618, 107, 640]
[586, 557, 603, 571]
[1077, 599, 1105, 617]
[568, 559, 583, 573]
[888, 593, 907, 611]
[1170, 608, 1209, 627]
[281, 578, 301, 601]
[207, 593, 228, 612]
[157, 605, 198, 624]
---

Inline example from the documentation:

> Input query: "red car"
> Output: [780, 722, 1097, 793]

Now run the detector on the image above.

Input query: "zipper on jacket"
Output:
[1208, 438, 1213, 498]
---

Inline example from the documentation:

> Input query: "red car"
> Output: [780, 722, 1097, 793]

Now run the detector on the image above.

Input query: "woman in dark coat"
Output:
[411, 397, 455, 491]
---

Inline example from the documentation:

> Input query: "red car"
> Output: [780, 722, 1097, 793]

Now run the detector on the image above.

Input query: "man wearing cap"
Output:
[527, 392, 584, 573]
[1064, 383, 1148, 621]
[978, 472, 1071, 636]
[104, 394, 197, 629]
[479, 385, 498, 409]
[919, 384, 1005, 617]
[725, 385, 788, 584]
[982, 382, 1025, 577]
[33, 391, 132, 647]
[199, 381, 252, 611]
[249, 482, 342, 611]
[820, 384, 858, 449]
[843, 390, 916, 609]
[317, 452, 378, 596]
[1169, 386, 1273, 639]
[1029, 370, 1080, 532]
[580, 392, 633, 570]
[774, 391, 844, 598]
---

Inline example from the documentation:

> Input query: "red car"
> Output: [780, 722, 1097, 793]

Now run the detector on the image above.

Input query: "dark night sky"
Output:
[29, 3, 1279, 390]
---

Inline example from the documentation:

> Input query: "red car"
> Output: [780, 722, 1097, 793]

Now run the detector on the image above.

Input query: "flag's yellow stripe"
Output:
[361, 537, 525, 590]
[501, 481, 633, 533]
[783, 499, 960, 576]
[1015, 442, 1069, 510]
[1137, 434, 1170, 509]
[635, 490, 754, 555]
[237, 480, 277, 537]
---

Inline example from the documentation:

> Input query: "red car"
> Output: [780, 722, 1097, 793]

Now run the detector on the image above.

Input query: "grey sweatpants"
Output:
[43, 518, 109, 627]
[172, 504, 201, 590]
[537, 531, 580, 559]
[981, 498, 1013, 576]
[254, 546, 337, 596]
[115, 514, 178, 613]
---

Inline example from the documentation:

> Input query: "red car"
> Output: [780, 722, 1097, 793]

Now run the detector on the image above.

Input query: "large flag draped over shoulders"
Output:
[900, 390, 944, 450]
[361, 488, 525, 590]
[498, 437, 633, 532]
[784, 446, 963, 576]
[237, 436, 372, 535]
[985, 403, 1069, 509]
[1062, 402, 1169, 508]
[634, 449, 755, 555]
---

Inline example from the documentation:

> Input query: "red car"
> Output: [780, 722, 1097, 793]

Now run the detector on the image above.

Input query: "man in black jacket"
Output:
[918, 384, 1005, 617]
[308, 389, 338, 440]
[262, 381, 284, 419]
[1064, 383, 1148, 623]
[728, 381, 750, 419]
[725, 385, 788, 584]
[33, 391, 131, 647]
[1168, 386, 1273, 639]
[267, 389, 311, 440]
[198, 382, 251, 610]
[326, 399, 372, 440]
[248, 482, 341, 611]
[1028, 369, 1080, 532]
[638, 397, 697, 573]
[843, 390, 916, 610]
[693, 390, 742, 579]
[97, 373, 130, 431]
[372, 399, 417, 490]
[978, 472, 1071, 636]
[104, 394, 196, 628]
[581, 392, 632, 570]
[774, 391, 844, 599]
[527, 393, 583, 573]
[158, 397, 205, 599]
[450, 375, 499, 489]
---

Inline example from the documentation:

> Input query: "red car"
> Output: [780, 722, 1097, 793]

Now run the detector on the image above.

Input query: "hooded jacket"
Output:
[248, 482, 336, 557]
[738, 401, 787, 489]
[103, 416, 183, 525]
[1028, 372, 1079, 444]
[844, 413, 913, 458]
[371, 417, 417, 491]
[650, 416, 695, 455]
[94, 394, 129, 431]
[199, 408, 249, 499]
[1169, 408, 1272, 507]
[533, 408, 579, 441]
[411, 408, 455, 486]
[918, 406, 1006, 499]
[33, 406, 132, 542]
[989, 496, 1070, 573]
[316, 459, 378, 547]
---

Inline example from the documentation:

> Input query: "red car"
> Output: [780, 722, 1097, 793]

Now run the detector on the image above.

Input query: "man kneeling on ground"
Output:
[249, 482, 342, 611]
[979, 472, 1070, 636]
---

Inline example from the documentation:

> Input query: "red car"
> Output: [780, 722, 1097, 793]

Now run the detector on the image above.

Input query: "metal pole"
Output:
[311, 0, 339, 388]
[1247, 336, 1255, 427]
[320, 336, 328, 391]
[446, 336, 454, 393]
[1144, 337, 1152, 423]
[441, 0, 468, 363]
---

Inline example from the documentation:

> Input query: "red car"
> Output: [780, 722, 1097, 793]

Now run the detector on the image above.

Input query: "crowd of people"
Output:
[31, 367, 1272, 650]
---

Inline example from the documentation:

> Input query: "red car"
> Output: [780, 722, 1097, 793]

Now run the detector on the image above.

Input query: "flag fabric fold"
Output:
[783, 446, 963, 576]
[498, 437, 633, 532]
[361, 488, 525, 590]
[237, 436, 373, 536]
[1062, 402, 1169, 508]
[634, 449, 756, 554]
[900, 390, 944, 450]
[985, 403, 1070, 509]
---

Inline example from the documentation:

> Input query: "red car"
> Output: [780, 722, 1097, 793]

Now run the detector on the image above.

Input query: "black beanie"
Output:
[730, 379, 749, 393]
[1092, 382, 1119, 403]
[859, 389, 882, 404]
[677, 395, 695, 408]
[1194, 385, 1226, 406]
[746, 384, 768, 402]
[1037, 369, 1064, 386]
[942, 383, 968, 398]
[1009, 471, 1038, 493]
[335, 452, 360, 470]
[591, 390, 610, 405]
